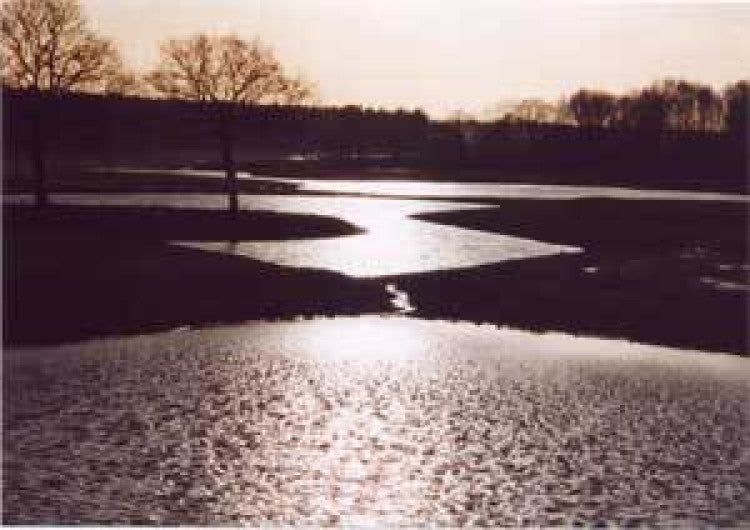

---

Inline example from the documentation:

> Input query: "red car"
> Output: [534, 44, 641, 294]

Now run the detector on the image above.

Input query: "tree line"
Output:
[3, 89, 432, 164]
[3, 0, 748, 210]
[499, 80, 748, 137]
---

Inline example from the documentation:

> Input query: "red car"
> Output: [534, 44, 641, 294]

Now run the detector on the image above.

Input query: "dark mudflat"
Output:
[404, 198, 748, 354]
[3, 205, 387, 346]
[3, 168, 300, 195]
[413, 198, 749, 251]
[4, 203, 362, 241]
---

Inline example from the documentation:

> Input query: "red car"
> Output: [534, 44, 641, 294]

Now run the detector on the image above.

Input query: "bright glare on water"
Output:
[8, 173, 747, 277]
[4, 317, 749, 526]
[184, 215, 579, 277]
[5, 192, 580, 277]
[251, 173, 750, 202]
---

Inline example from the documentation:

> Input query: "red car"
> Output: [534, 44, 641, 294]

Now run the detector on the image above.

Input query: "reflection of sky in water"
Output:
[5, 316, 749, 525]
[94, 168, 750, 202]
[5, 192, 579, 277]
[183, 217, 579, 277]
[7, 175, 745, 277]
[252, 174, 750, 202]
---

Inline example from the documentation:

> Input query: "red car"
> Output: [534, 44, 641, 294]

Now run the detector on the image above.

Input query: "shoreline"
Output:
[3, 187, 747, 354]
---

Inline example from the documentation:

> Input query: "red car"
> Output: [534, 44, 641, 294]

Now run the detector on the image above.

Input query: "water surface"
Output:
[97, 168, 750, 202]
[4, 317, 748, 525]
[258, 174, 750, 202]
[5, 193, 580, 277]
[18, 172, 744, 278]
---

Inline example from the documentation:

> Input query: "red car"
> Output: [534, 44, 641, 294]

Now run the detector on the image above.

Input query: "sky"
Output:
[81, 0, 750, 118]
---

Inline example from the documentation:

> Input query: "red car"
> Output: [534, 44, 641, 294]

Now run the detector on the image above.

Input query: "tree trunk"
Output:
[219, 110, 238, 216]
[30, 92, 49, 209]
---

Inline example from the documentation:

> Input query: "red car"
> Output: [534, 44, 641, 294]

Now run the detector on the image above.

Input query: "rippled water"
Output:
[6, 193, 580, 277]
[4, 317, 749, 525]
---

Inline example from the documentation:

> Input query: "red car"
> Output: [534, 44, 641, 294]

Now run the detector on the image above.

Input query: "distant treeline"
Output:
[498, 80, 747, 133]
[3, 82, 748, 191]
[463, 79, 748, 189]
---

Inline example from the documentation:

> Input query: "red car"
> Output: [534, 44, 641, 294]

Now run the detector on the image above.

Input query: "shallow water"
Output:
[275, 176, 750, 202]
[4, 316, 749, 525]
[99, 168, 750, 202]
[8, 173, 747, 277]
[5, 193, 580, 277]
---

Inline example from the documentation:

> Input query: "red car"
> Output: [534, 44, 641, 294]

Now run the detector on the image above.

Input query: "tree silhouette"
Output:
[1, 0, 131, 207]
[504, 99, 573, 124]
[694, 85, 724, 131]
[628, 87, 670, 132]
[724, 81, 749, 140]
[567, 90, 618, 129]
[147, 34, 313, 215]
[649, 79, 723, 131]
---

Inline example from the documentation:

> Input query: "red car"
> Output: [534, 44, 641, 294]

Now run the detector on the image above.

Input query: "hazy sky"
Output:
[82, 1, 750, 117]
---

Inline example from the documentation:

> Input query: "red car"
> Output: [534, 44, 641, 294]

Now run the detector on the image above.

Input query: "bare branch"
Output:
[148, 33, 316, 106]
[1, 0, 132, 94]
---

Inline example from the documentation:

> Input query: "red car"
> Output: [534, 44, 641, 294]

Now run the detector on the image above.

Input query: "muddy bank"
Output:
[3, 167, 300, 195]
[5, 203, 364, 241]
[3, 205, 388, 346]
[405, 198, 748, 354]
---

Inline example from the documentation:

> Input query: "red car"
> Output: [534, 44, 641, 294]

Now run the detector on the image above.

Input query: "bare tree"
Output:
[147, 34, 313, 215]
[1, 0, 130, 206]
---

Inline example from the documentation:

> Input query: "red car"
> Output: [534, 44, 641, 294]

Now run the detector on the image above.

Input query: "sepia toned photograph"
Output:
[2, 0, 748, 526]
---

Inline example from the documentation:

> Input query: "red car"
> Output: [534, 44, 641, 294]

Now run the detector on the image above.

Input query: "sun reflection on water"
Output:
[3, 192, 581, 277]
[4, 316, 749, 525]
[283, 316, 427, 362]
